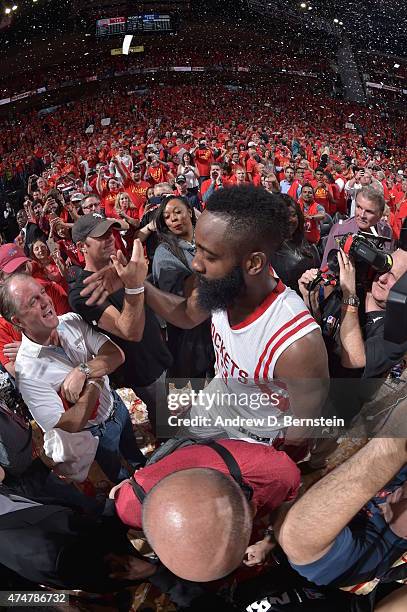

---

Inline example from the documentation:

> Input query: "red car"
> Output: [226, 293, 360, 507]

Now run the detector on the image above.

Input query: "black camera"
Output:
[327, 233, 392, 278]
[308, 233, 392, 293]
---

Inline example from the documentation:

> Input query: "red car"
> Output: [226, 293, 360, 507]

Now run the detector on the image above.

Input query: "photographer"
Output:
[299, 247, 407, 420]
[322, 187, 392, 268]
[201, 163, 225, 204]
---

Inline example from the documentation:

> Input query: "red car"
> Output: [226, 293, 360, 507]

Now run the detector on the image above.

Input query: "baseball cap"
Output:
[72, 213, 121, 244]
[175, 174, 187, 184]
[70, 192, 84, 203]
[0, 244, 29, 274]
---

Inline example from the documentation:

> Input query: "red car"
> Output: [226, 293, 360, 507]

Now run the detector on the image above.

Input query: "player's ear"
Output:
[245, 252, 267, 276]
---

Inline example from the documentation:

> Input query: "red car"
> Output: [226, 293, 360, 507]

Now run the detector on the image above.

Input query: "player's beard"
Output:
[196, 266, 246, 312]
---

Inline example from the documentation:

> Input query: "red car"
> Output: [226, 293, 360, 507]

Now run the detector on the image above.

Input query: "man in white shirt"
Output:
[0, 275, 145, 483]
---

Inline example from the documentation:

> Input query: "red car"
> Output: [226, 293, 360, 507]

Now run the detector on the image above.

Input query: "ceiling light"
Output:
[300, 2, 307, 7]
[5, 8, 11, 14]
[333, 18, 339, 23]
[12, 5, 17, 10]
[339, 21, 343, 25]
[394, 63, 400, 68]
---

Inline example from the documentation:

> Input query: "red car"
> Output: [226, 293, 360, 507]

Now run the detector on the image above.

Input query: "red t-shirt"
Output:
[0, 319, 21, 367]
[194, 148, 214, 177]
[389, 186, 405, 211]
[114, 439, 300, 529]
[102, 190, 122, 219]
[246, 157, 259, 178]
[124, 179, 150, 215]
[392, 200, 407, 240]
[147, 164, 168, 185]
[313, 184, 329, 212]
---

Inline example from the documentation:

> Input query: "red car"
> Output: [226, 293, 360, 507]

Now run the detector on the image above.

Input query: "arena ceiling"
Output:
[245, 0, 407, 57]
[0, 1, 405, 64]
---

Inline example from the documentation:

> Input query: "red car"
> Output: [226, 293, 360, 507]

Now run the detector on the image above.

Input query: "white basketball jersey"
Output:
[188, 279, 320, 440]
[211, 279, 319, 386]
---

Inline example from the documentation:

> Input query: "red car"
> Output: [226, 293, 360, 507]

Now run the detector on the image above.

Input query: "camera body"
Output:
[327, 233, 392, 280]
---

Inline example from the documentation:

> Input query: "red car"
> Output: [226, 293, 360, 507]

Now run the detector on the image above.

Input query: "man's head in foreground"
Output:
[142, 468, 253, 582]
[370, 248, 407, 310]
[192, 185, 290, 312]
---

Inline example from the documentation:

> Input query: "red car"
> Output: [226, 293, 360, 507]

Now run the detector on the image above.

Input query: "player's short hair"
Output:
[205, 185, 290, 256]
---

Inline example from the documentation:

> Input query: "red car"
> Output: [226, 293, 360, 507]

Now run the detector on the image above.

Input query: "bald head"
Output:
[371, 248, 407, 309]
[142, 468, 253, 582]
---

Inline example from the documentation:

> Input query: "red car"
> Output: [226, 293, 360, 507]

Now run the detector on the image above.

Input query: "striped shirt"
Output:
[188, 278, 320, 440]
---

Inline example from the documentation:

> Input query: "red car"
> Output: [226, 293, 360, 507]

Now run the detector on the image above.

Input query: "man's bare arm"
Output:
[340, 305, 366, 368]
[274, 328, 330, 446]
[55, 380, 105, 433]
[80, 266, 209, 329]
[144, 282, 209, 329]
[278, 436, 407, 566]
[94, 239, 147, 341]
[60, 339, 125, 404]
[98, 298, 145, 342]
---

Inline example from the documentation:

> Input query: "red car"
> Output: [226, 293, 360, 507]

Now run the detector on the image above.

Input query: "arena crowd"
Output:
[0, 78, 406, 612]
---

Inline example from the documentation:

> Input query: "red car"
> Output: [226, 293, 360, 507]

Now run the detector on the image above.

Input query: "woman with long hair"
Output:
[152, 195, 213, 387]
[30, 239, 68, 292]
[271, 196, 321, 294]
[177, 151, 200, 194]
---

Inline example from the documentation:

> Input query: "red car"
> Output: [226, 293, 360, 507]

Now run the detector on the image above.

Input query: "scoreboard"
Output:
[96, 14, 174, 36]
[96, 17, 126, 37]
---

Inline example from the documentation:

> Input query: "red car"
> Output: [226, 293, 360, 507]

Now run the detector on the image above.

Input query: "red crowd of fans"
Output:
[0, 83, 405, 248]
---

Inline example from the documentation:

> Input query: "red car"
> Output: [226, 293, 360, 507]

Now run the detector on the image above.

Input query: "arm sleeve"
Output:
[0, 322, 21, 367]
[152, 246, 191, 296]
[67, 313, 111, 357]
[290, 522, 403, 587]
[335, 178, 345, 191]
[363, 335, 407, 379]
[344, 181, 355, 195]
[17, 377, 64, 432]
[321, 224, 339, 267]
[290, 527, 365, 585]
[68, 284, 110, 328]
